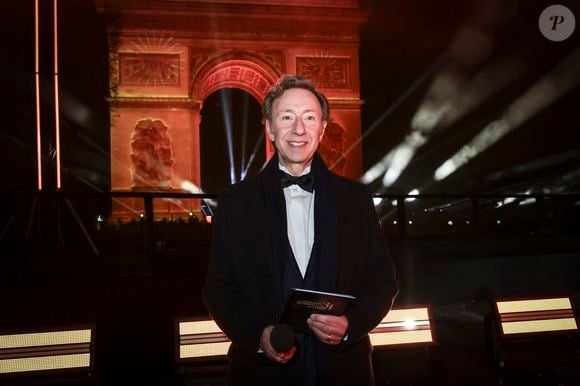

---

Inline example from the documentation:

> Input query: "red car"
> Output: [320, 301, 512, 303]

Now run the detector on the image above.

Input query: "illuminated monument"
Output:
[96, 0, 368, 218]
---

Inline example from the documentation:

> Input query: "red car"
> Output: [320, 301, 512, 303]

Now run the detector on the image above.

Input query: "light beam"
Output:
[434, 47, 580, 181]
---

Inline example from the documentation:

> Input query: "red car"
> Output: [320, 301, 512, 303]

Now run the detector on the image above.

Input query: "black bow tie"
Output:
[280, 171, 315, 192]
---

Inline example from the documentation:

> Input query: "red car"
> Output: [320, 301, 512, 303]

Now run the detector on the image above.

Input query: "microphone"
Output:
[270, 323, 295, 353]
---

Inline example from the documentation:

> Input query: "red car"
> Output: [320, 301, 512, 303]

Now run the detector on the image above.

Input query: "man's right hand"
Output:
[260, 325, 296, 363]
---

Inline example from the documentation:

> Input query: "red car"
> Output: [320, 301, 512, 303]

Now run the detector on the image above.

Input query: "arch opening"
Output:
[199, 88, 265, 194]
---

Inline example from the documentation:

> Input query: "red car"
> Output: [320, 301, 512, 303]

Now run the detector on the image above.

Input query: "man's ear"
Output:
[266, 120, 275, 142]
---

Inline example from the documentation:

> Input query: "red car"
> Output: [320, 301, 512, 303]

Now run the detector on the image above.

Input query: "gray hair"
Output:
[262, 75, 329, 122]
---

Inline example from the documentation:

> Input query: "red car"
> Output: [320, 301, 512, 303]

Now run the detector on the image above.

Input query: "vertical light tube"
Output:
[53, 0, 62, 189]
[34, 0, 43, 190]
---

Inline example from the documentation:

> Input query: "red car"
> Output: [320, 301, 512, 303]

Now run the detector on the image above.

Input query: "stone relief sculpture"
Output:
[130, 118, 174, 189]
[319, 119, 347, 176]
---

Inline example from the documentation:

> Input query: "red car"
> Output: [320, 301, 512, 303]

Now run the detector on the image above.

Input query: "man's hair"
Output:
[262, 75, 329, 122]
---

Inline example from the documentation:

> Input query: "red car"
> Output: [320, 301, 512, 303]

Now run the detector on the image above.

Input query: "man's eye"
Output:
[305, 115, 316, 121]
[281, 115, 293, 120]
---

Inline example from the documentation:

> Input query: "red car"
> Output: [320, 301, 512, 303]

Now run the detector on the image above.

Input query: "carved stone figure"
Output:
[130, 118, 174, 188]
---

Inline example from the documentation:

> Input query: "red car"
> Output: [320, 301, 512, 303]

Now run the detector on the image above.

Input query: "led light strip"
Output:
[370, 306, 434, 347]
[34, 0, 42, 190]
[178, 306, 435, 359]
[496, 297, 578, 336]
[178, 320, 230, 359]
[0, 329, 92, 374]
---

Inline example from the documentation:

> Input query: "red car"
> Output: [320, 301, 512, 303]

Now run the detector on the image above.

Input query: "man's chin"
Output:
[279, 155, 313, 169]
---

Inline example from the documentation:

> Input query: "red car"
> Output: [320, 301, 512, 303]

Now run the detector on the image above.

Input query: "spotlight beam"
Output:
[346, 53, 448, 179]
[434, 47, 580, 181]
[241, 130, 264, 180]
[219, 90, 236, 184]
[240, 93, 249, 176]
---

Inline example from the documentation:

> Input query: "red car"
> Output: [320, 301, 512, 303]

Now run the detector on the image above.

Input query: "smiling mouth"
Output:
[288, 141, 307, 147]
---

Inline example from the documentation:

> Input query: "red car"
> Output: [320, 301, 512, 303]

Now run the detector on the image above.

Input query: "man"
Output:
[202, 75, 398, 386]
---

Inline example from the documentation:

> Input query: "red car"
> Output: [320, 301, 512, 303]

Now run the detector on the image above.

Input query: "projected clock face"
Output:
[120, 31, 181, 87]
[296, 55, 351, 89]
[120, 52, 180, 86]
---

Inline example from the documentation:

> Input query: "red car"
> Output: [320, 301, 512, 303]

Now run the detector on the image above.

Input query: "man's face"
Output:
[266, 88, 327, 175]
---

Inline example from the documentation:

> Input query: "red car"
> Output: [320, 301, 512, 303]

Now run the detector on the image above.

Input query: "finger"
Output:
[309, 323, 335, 344]
[279, 345, 297, 363]
[309, 313, 331, 325]
[263, 342, 285, 362]
[308, 318, 338, 338]
[309, 315, 348, 338]
[267, 349, 285, 363]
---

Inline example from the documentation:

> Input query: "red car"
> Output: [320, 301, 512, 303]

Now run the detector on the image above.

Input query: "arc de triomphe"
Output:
[96, 0, 368, 218]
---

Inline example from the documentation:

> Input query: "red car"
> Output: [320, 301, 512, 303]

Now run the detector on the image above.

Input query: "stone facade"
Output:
[96, 0, 367, 218]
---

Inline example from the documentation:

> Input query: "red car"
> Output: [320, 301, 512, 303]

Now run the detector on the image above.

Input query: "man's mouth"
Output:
[288, 141, 307, 147]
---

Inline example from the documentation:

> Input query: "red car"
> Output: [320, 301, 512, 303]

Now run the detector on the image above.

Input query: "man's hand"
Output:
[260, 325, 297, 363]
[307, 314, 348, 345]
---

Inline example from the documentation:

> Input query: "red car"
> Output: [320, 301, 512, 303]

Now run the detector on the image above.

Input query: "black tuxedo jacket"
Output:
[202, 153, 398, 385]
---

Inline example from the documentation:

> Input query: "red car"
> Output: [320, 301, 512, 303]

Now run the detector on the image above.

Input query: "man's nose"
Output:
[292, 118, 306, 134]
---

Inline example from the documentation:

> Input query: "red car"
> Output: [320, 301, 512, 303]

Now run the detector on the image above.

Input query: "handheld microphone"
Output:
[270, 323, 295, 353]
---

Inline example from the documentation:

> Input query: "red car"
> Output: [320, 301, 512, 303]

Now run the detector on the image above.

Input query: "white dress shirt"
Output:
[280, 164, 315, 278]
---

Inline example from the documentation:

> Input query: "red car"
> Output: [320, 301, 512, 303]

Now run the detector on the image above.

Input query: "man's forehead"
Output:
[273, 88, 321, 111]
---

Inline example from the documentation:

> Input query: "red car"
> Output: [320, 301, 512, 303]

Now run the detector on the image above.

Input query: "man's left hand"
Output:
[307, 314, 348, 345]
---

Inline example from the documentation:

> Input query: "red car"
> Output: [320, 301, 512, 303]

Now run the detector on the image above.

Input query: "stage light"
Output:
[96, 215, 104, 231]
[369, 306, 435, 347]
[405, 189, 419, 202]
[188, 212, 193, 217]
[494, 296, 578, 336]
[381, 144, 418, 187]
[393, 220, 397, 225]
[363, 29, 521, 187]
[357, 54, 448, 183]
[373, 197, 383, 206]
[34, 0, 42, 190]
[496, 220, 501, 224]
[448, 220, 453, 226]
[408, 220, 413, 225]
[518, 197, 536, 206]
[489, 295, 579, 378]
[0, 325, 94, 375]
[503, 197, 516, 205]
[140, 213, 144, 218]
[177, 319, 230, 360]
[176, 306, 435, 362]
[434, 47, 580, 181]
[53, 0, 62, 189]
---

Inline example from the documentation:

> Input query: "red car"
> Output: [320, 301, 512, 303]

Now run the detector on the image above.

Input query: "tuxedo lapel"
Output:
[311, 154, 338, 293]
[258, 154, 287, 303]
